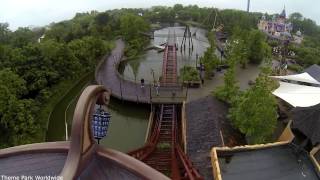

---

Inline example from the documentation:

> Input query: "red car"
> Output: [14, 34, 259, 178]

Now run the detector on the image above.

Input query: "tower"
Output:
[279, 5, 286, 19]
[247, 0, 251, 12]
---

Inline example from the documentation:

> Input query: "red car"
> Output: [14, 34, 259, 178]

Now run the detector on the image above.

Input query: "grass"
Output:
[157, 142, 171, 150]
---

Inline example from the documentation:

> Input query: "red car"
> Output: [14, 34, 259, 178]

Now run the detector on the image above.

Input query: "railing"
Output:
[150, 86, 187, 104]
[60, 85, 111, 179]
[112, 58, 151, 103]
[173, 103, 203, 180]
[162, 45, 169, 83]
[176, 145, 204, 180]
[171, 105, 181, 179]
[128, 106, 163, 160]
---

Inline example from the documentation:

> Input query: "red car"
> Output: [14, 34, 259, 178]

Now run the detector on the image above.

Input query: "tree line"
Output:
[0, 9, 149, 147]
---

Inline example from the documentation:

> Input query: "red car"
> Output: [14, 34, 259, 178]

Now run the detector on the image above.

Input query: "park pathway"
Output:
[96, 39, 151, 103]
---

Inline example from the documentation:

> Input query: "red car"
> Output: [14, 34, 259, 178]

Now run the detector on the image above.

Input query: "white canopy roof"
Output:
[273, 81, 320, 107]
[270, 72, 320, 85]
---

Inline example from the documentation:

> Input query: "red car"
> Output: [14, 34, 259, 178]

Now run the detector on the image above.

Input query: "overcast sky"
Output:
[1, 0, 319, 30]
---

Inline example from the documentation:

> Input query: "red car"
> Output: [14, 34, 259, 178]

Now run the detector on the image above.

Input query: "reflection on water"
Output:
[121, 26, 212, 83]
[100, 98, 149, 152]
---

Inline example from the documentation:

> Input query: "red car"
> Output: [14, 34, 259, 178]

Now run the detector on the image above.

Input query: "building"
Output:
[258, 8, 293, 40]
[211, 104, 320, 180]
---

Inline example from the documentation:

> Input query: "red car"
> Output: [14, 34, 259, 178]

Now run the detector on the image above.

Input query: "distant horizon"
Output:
[1, 0, 319, 30]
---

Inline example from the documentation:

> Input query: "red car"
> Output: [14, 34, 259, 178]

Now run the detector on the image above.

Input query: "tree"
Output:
[230, 74, 277, 144]
[229, 68, 278, 144]
[4, 99, 40, 145]
[0, 69, 40, 147]
[0, 23, 10, 44]
[200, 31, 219, 78]
[9, 27, 37, 48]
[214, 57, 239, 104]
[180, 66, 200, 82]
[289, 12, 303, 21]
[173, 4, 184, 14]
[69, 36, 110, 70]
[0, 69, 27, 97]
[120, 13, 149, 41]
[247, 30, 268, 64]
[39, 39, 81, 79]
[119, 13, 149, 57]
[94, 12, 110, 26]
[229, 27, 249, 68]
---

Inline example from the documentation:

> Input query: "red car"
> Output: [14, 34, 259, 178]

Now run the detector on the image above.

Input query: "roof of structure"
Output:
[272, 81, 320, 107]
[271, 68, 320, 107]
[280, 8, 286, 18]
[0, 152, 67, 176]
[271, 72, 320, 85]
[292, 103, 320, 145]
[304, 64, 320, 82]
[215, 144, 320, 180]
[79, 153, 142, 179]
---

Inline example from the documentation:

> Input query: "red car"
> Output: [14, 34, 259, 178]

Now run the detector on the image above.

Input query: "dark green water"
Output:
[100, 99, 149, 152]
[46, 72, 93, 141]
[46, 73, 149, 152]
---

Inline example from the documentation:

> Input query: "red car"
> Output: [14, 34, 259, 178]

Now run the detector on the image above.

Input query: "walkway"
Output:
[96, 38, 185, 104]
[96, 39, 151, 103]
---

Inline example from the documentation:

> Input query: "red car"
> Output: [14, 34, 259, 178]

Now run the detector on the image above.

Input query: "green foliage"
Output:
[119, 13, 150, 57]
[216, 9, 261, 33]
[290, 36, 320, 67]
[180, 66, 200, 82]
[120, 13, 149, 41]
[0, 12, 114, 147]
[68, 36, 113, 71]
[229, 72, 278, 144]
[200, 31, 219, 78]
[214, 58, 239, 104]
[157, 142, 171, 150]
[0, 69, 27, 97]
[0, 23, 10, 44]
[289, 12, 320, 37]
[226, 27, 250, 68]
[268, 40, 279, 47]
[285, 13, 320, 67]
[247, 30, 268, 64]
[9, 27, 40, 48]
[288, 64, 303, 73]
[0, 69, 40, 147]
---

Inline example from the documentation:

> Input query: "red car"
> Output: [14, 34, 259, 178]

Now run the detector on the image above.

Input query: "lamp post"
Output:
[92, 106, 111, 144]
[151, 68, 156, 85]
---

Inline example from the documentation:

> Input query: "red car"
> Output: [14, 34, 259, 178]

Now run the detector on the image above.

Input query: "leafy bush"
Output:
[229, 75, 278, 144]
[288, 64, 303, 73]
[214, 58, 239, 104]
[180, 66, 200, 81]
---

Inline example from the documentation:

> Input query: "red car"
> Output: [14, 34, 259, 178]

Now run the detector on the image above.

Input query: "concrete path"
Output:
[96, 39, 151, 103]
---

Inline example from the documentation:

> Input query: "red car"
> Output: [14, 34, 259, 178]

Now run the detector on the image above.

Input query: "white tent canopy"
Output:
[270, 72, 320, 85]
[272, 81, 320, 107]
